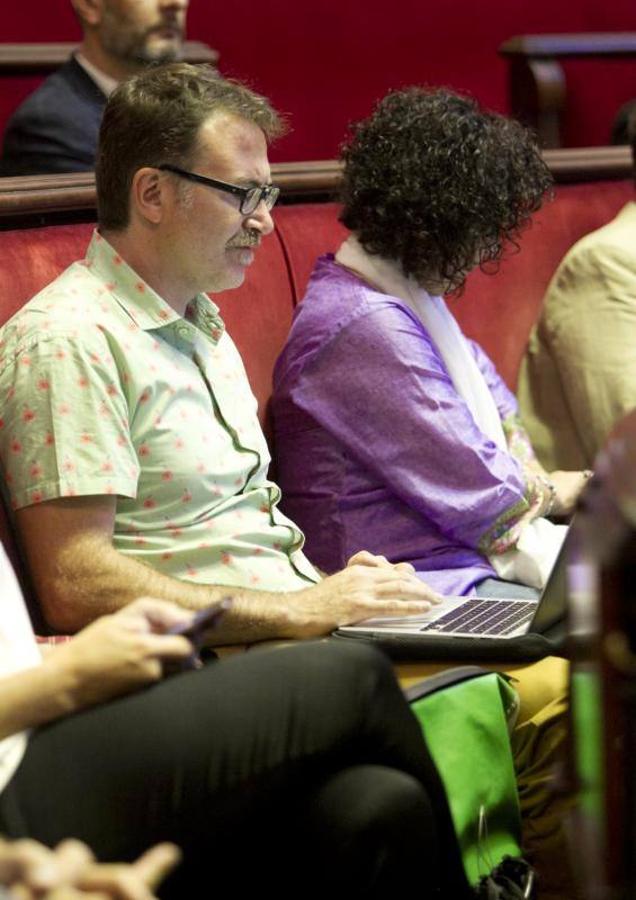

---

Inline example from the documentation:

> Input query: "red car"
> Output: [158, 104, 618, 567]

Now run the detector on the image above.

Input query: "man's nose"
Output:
[245, 200, 275, 237]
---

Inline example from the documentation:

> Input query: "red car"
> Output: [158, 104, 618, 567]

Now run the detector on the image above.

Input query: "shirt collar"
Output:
[74, 52, 119, 97]
[85, 230, 225, 344]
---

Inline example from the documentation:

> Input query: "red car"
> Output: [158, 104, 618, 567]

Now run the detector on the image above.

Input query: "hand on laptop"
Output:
[346, 550, 417, 574]
[285, 559, 440, 638]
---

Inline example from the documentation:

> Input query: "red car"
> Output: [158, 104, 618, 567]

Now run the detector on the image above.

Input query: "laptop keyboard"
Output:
[420, 599, 537, 636]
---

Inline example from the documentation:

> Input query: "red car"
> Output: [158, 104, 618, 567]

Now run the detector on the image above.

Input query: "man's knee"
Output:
[307, 764, 441, 890]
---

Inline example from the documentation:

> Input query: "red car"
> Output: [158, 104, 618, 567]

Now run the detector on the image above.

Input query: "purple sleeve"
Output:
[466, 338, 519, 422]
[464, 341, 547, 473]
[287, 302, 531, 551]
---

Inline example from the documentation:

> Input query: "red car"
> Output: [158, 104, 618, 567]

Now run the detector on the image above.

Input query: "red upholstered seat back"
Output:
[453, 179, 635, 389]
[272, 202, 349, 299]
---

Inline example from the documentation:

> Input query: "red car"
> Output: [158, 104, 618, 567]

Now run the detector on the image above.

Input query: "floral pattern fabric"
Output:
[0, 232, 319, 593]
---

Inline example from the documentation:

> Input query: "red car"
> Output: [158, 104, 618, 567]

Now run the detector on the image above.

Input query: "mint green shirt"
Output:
[0, 231, 320, 592]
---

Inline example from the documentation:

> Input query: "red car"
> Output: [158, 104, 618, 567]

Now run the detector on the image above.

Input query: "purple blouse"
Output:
[272, 256, 531, 596]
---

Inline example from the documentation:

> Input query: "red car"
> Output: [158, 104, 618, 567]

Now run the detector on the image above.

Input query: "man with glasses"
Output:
[0, 63, 437, 638]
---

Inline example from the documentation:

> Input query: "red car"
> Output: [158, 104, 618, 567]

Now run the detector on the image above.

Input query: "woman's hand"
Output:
[0, 837, 180, 899]
[45, 598, 195, 712]
[549, 470, 593, 517]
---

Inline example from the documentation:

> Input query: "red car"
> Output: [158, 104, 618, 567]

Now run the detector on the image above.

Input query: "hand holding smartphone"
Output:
[164, 597, 233, 675]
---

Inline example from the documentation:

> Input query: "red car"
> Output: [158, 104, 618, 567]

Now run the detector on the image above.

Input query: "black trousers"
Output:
[0, 641, 469, 899]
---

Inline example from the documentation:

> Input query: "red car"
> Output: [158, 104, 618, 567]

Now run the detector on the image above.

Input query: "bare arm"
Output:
[16, 496, 235, 632]
[16, 497, 439, 641]
[0, 598, 193, 741]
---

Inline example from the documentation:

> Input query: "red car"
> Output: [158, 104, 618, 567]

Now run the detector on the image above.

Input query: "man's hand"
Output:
[0, 837, 180, 899]
[346, 550, 417, 575]
[46, 598, 195, 712]
[549, 470, 593, 516]
[282, 562, 440, 638]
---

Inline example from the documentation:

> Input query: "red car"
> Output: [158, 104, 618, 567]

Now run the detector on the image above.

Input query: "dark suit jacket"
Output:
[0, 57, 107, 176]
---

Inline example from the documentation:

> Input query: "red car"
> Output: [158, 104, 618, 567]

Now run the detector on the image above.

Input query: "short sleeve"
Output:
[0, 329, 139, 509]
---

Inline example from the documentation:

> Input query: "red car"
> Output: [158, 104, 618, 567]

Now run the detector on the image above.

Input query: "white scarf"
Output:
[335, 235, 565, 589]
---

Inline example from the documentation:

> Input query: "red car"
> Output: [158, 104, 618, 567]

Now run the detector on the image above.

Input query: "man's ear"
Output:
[130, 168, 167, 225]
[71, 0, 105, 28]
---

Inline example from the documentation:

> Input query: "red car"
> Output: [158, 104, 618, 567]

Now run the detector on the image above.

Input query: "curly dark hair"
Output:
[339, 87, 553, 293]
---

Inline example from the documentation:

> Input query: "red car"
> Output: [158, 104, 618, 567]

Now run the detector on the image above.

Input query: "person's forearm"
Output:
[0, 660, 83, 740]
[40, 532, 302, 642]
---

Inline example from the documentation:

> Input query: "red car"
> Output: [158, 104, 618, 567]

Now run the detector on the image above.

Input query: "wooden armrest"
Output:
[500, 32, 636, 61]
[0, 40, 218, 75]
[499, 32, 636, 150]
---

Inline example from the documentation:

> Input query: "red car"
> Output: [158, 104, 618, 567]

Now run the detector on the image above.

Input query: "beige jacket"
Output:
[518, 200, 636, 470]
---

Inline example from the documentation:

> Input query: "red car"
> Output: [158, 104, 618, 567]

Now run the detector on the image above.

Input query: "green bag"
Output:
[406, 665, 535, 897]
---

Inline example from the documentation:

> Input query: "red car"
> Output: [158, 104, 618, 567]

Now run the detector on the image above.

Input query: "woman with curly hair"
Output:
[272, 87, 590, 597]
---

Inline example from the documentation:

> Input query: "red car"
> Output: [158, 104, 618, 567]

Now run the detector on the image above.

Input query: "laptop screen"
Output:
[528, 527, 570, 634]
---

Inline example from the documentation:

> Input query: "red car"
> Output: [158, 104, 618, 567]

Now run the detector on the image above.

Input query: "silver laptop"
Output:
[336, 531, 569, 642]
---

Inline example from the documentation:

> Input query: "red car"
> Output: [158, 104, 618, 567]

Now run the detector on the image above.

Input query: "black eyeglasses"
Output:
[158, 163, 280, 215]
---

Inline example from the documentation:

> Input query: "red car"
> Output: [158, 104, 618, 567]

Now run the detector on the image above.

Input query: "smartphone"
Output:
[165, 596, 233, 674]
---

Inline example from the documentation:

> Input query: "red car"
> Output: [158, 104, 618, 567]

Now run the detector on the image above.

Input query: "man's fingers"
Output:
[372, 575, 440, 604]
[347, 550, 390, 568]
[347, 552, 416, 574]
[49, 840, 94, 887]
[392, 561, 416, 574]
[131, 843, 181, 889]
[348, 599, 435, 623]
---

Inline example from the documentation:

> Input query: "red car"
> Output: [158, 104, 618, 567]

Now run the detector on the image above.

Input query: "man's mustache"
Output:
[227, 232, 261, 249]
